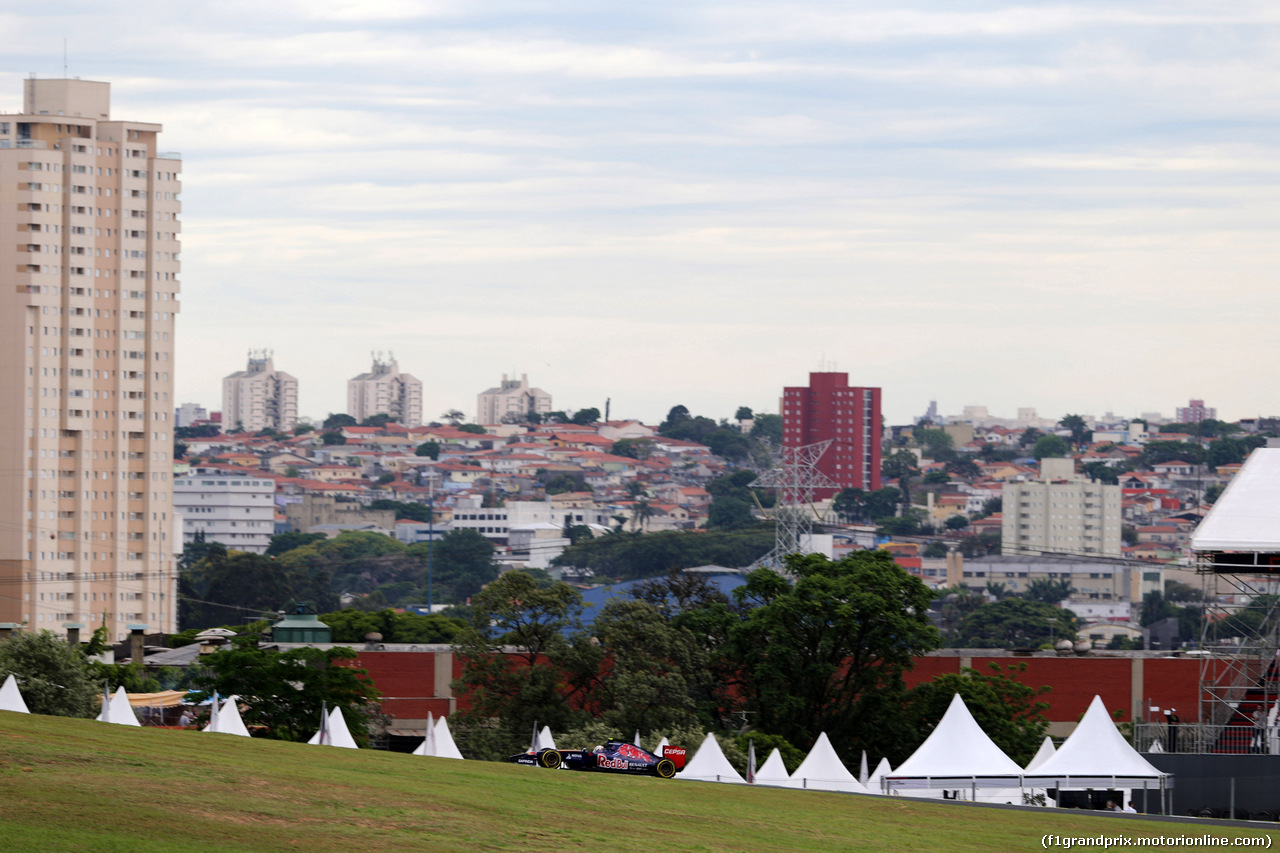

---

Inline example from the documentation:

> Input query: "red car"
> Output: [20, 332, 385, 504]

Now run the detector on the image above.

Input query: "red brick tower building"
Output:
[781, 372, 882, 499]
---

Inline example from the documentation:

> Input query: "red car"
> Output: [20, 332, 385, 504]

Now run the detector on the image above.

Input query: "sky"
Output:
[7, 2, 1280, 426]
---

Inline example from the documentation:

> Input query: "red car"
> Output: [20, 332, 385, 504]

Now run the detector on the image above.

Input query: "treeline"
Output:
[551, 526, 774, 582]
[451, 551, 1050, 771]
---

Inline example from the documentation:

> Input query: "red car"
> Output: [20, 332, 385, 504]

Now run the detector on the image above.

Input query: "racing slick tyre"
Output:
[537, 748, 562, 769]
[654, 758, 677, 779]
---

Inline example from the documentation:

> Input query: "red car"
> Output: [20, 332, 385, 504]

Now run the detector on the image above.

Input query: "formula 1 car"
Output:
[508, 741, 687, 778]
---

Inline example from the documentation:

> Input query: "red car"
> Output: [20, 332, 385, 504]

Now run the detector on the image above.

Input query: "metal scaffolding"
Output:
[750, 439, 836, 569]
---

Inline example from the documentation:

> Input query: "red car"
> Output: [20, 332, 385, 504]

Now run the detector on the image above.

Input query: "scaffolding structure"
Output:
[1196, 553, 1280, 754]
[750, 439, 836, 569]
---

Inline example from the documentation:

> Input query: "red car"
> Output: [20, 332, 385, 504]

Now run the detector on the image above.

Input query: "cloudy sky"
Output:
[8, 2, 1280, 425]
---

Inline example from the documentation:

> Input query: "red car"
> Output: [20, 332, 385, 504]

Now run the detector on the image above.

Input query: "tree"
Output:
[415, 440, 440, 459]
[320, 431, 346, 445]
[864, 487, 903, 521]
[452, 572, 596, 759]
[0, 630, 98, 717]
[944, 514, 970, 531]
[1058, 414, 1091, 447]
[728, 550, 940, 763]
[441, 409, 465, 426]
[749, 414, 782, 444]
[361, 413, 393, 428]
[706, 495, 755, 529]
[1141, 440, 1203, 467]
[1019, 428, 1042, 449]
[914, 429, 954, 458]
[659, 405, 691, 434]
[1023, 578, 1074, 604]
[922, 541, 948, 558]
[1032, 434, 1070, 460]
[265, 531, 326, 558]
[610, 438, 653, 460]
[902, 664, 1050, 766]
[322, 413, 357, 430]
[426, 528, 500, 602]
[193, 637, 380, 744]
[570, 407, 600, 425]
[880, 451, 918, 507]
[293, 423, 315, 435]
[955, 598, 1077, 648]
[735, 406, 754, 421]
[832, 488, 867, 523]
[454, 423, 484, 434]
[320, 609, 466, 644]
[1203, 482, 1226, 504]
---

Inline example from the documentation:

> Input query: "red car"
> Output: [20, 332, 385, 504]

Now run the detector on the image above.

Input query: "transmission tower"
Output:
[750, 439, 837, 569]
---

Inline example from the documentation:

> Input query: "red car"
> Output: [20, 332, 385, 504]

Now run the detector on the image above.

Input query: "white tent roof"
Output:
[1025, 695, 1169, 786]
[784, 732, 867, 793]
[679, 732, 746, 784]
[411, 712, 436, 756]
[203, 695, 251, 737]
[535, 725, 556, 751]
[432, 715, 464, 759]
[1025, 736, 1056, 771]
[0, 674, 29, 714]
[888, 694, 1022, 788]
[1191, 448, 1280, 550]
[308, 706, 359, 749]
[96, 686, 140, 727]
[753, 748, 791, 785]
[867, 757, 893, 792]
[654, 736, 669, 757]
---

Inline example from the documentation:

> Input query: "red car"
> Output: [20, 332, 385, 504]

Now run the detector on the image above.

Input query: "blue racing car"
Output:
[508, 741, 687, 778]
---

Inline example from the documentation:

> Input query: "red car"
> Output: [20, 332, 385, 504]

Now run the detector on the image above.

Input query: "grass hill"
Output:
[0, 712, 1274, 852]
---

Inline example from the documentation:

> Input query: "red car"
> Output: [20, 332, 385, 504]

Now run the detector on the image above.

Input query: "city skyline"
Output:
[6, 3, 1280, 425]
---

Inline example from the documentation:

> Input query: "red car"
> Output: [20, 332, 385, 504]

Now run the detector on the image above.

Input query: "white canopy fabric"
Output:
[203, 695, 251, 737]
[867, 757, 893, 792]
[535, 725, 556, 751]
[0, 674, 29, 714]
[753, 748, 791, 785]
[1191, 448, 1280, 550]
[432, 715, 465, 760]
[308, 706, 359, 749]
[784, 732, 868, 793]
[96, 686, 141, 727]
[1024, 695, 1171, 788]
[654, 736, 669, 757]
[679, 732, 747, 784]
[887, 694, 1023, 789]
[859, 750, 869, 785]
[1025, 736, 1057, 771]
[412, 713, 437, 756]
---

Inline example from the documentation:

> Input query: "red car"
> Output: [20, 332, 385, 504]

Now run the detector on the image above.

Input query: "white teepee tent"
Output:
[203, 695, 251, 737]
[412, 712, 437, 756]
[535, 725, 556, 751]
[654, 736, 669, 757]
[679, 732, 746, 784]
[859, 750, 869, 785]
[887, 694, 1022, 793]
[432, 715, 465, 759]
[308, 706, 359, 749]
[0, 673, 30, 714]
[1025, 736, 1056, 771]
[753, 748, 791, 785]
[96, 686, 140, 727]
[866, 757, 893, 793]
[785, 732, 868, 793]
[1024, 695, 1169, 788]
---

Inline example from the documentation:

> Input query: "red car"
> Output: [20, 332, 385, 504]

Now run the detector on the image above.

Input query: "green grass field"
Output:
[0, 712, 1275, 852]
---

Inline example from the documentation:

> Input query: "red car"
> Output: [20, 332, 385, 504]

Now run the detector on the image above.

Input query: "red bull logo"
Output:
[596, 755, 632, 770]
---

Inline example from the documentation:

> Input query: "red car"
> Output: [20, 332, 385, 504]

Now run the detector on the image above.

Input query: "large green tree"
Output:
[0, 631, 98, 717]
[727, 550, 940, 762]
[193, 637, 380, 744]
[955, 598, 1077, 648]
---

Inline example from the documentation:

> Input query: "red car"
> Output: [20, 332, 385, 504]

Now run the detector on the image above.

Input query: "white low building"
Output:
[174, 468, 277, 554]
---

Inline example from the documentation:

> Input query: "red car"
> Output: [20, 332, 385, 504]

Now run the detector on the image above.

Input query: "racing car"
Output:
[508, 740, 687, 778]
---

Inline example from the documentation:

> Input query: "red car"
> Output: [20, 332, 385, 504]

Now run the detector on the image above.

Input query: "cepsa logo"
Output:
[595, 755, 632, 770]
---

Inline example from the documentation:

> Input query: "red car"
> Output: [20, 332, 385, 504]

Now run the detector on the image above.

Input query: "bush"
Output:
[0, 630, 98, 717]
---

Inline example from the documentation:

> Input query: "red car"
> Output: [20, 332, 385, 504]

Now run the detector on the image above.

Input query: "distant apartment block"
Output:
[175, 402, 207, 428]
[1175, 399, 1216, 424]
[348, 354, 422, 427]
[222, 350, 298, 433]
[781, 372, 881, 498]
[477, 373, 552, 425]
[1001, 458, 1123, 557]
[174, 468, 276, 554]
[0, 78, 181, 638]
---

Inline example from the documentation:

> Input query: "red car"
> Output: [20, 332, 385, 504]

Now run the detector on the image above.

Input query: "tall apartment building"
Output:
[781, 372, 882, 499]
[348, 354, 422, 426]
[173, 468, 276, 554]
[0, 78, 181, 639]
[477, 373, 552, 425]
[222, 350, 298, 433]
[174, 401, 207, 427]
[1001, 457, 1123, 557]
[1175, 398, 1216, 424]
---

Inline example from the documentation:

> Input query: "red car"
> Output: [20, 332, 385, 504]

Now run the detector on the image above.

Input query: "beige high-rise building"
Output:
[222, 350, 298, 433]
[1002, 457, 1123, 558]
[347, 353, 422, 426]
[0, 78, 181, 639]
[477, 373, 552, 425]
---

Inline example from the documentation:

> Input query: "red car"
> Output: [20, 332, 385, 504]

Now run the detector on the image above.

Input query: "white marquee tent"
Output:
[1024, 695, 1172, 791]
[412, 713, 437, 756]
[308, 706, 359, 749]
[866, 757, 892, 792]
[431, 715, 465, 759]
[752, 748, 791, 786]
[885, 694, 1022, 793]
[203, 695, 251, 737]
[679, 732, 746, 784]
[1025, 736, 1056, 771]
[96, 686, 140, 727]
[784, 732, 868, 793]
[534, 725, 556, 751]
[0, 674, 29, 714]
